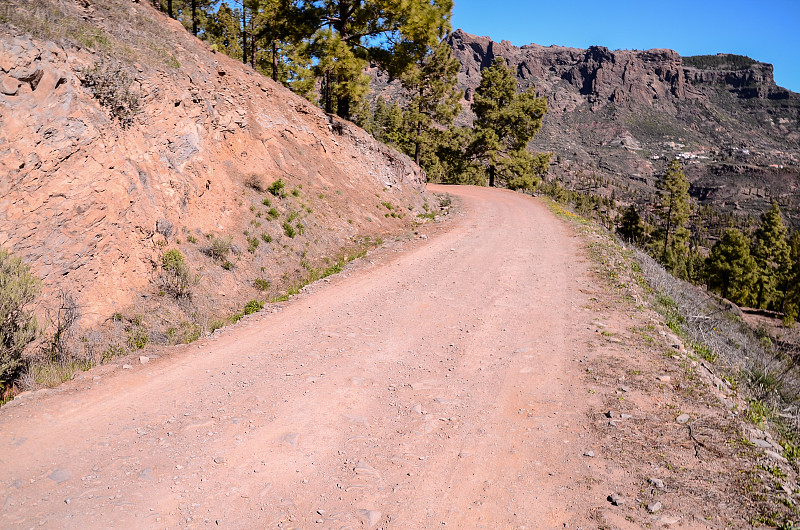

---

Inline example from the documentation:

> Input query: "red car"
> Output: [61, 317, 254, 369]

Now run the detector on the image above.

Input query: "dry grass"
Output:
[632, 246, 800, 438]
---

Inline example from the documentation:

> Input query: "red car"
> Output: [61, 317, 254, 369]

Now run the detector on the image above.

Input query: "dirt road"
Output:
[1, 185, 619, 528]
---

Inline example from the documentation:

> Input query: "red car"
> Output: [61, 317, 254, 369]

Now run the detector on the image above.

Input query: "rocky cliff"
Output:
[0, 0, 429, 350]
[447, 30, 800, 226]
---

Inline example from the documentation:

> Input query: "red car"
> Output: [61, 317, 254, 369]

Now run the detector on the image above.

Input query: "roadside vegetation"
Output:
[545, 184, 800, 527]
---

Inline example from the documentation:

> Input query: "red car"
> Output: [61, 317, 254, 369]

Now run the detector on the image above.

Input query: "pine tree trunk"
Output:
[250, 31, 256, 68]
[489, 165, 495, 187]
[662, 199, 674, 261]
[414, 89, 423, 166]
[241, 8, 247, 65]
[271, 41, 278, 82]
[191, 0, 197, 36]
[324, 70, 333, 114]
[167, 0, 173, 18]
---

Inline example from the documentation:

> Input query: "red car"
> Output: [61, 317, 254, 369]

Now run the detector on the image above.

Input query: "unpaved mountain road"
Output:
[1, 185, 634, 528]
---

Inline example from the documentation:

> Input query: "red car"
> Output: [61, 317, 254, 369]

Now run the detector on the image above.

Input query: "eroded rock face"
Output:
[0, 4, 426, 329]
[444, 30, 800, 226]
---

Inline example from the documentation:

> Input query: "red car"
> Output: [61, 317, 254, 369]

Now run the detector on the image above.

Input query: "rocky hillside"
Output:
[0, 0, 430, 357]
[447, 30, 800, 227]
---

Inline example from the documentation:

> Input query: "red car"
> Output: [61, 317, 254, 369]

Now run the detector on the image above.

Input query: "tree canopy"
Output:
[471, 58, 549, 188]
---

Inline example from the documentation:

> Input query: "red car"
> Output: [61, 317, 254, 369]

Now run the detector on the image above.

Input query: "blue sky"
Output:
[451, 0, 800, 92]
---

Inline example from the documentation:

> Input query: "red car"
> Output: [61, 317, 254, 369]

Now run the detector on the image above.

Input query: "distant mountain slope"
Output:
[447, 30, 800, 226]
[0, 0, 428, 343]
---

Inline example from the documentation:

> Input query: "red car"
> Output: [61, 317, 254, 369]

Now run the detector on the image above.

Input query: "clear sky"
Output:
[451, 0, 800, 93]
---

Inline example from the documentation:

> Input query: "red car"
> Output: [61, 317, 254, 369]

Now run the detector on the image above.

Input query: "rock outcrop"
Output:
[0, 0, 427, 335]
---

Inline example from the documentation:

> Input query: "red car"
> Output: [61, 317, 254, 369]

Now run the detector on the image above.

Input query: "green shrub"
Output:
[283, 222, 297, 238]
[161, 249, 190, 297]
[267, 208, 280, 219]
[247, 236, 259, 254]
[254, 278, 271, 291]
[0, 247, 41, 387]
[243, 300, 264, 315]
[268, 179, 285, 196]
[261, 233, 272, 243]
[262, 197, 272, 207]
[127, 327, 149, 350]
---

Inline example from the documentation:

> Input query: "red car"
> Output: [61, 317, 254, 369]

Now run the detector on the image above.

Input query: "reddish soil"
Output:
[0, 185, 768, 528]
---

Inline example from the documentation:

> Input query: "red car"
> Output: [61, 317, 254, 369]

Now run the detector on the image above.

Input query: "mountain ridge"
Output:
[446, 29, 800, 227]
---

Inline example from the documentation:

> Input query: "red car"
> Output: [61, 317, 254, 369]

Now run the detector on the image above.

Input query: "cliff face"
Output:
[0, 0, 427, 336]
[449, 29, 796, 113]
[446, 30, 800, 225]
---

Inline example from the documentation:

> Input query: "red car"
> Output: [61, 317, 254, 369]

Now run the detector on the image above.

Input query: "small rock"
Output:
[139, 356, 150, 364]
[620, 386, 630, 392]
[607, 493, 624, 506]
[605, 411, 616, 419]
[648, 477, 665, 489]
[647, 501, 662, 513]
[657, 375, 671, 382]
[411, 404, 422, 414]
[765, 450, 788, 462]
[213, 456, 226, 465]
[122, 364, 133, 370]
[1, 75, 21, 96]
[752, 438, 772, 448]
[675, 414, 690, 424]
[583, 451, 595, 458]
[48, 469, 72, 484]
[357, 509, 381, 528]
[619, 413, 632, 420]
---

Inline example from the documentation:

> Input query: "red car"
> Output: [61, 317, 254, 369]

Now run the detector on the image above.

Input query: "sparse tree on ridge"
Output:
[655, 159, 691, 276]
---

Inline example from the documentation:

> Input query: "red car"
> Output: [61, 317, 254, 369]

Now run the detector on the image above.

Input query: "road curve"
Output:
[1, 185, 609, 528]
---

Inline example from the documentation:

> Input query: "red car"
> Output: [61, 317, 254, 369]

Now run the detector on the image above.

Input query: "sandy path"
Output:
[1, 185, 611, 528]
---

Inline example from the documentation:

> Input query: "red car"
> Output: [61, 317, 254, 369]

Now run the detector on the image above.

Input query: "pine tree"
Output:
[306, 0, 453, 121]
[752, 201, 791, 310]
[471, 57, 548, 188]
[617, 204, 645, 244]
[782, 231, 800, 324]
[705, 228, 757, 305]
[161, 0, 214, 36]
[431, 126, 481, 185]
[205, 2, 244, 58]
[400, 40, 462, 166]
[655, 159, 691, 275]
